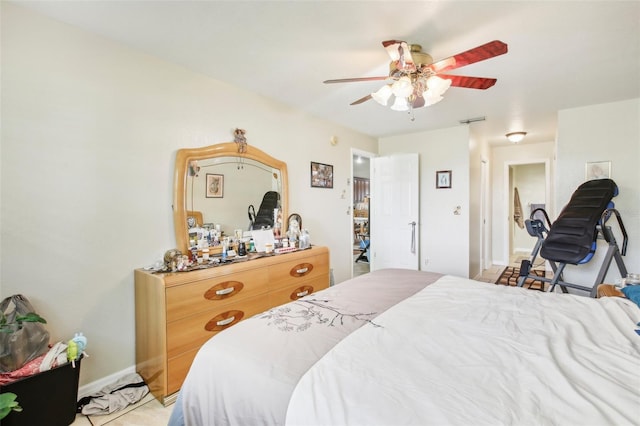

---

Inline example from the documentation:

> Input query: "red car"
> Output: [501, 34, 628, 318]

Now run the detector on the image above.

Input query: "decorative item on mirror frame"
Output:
[206, 174, 224, 198]
[436, 170, 452, 189]
[233, 128, 247, 153]
[310, 162, 333, 188]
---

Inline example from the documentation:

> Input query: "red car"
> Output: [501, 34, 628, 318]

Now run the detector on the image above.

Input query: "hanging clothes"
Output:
[514, 187, 525, 229]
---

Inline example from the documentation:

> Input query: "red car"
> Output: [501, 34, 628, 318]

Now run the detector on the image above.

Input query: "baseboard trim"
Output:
[78, 364, 136, 398]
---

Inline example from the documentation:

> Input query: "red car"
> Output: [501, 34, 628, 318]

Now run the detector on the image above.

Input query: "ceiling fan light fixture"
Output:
[391, 76, 414, 98]
[423, 92, 444, 106]
[371, 84, 393, 105]
[390, 96, 409, 111]
[324, 40, 507, 117]
[506, 131, 527, 143]
[426, 75, 452, 97]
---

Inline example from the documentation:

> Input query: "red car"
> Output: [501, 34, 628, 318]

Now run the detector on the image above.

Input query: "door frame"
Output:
[350, 148, 376, 278]
[502, 159, 550, 265]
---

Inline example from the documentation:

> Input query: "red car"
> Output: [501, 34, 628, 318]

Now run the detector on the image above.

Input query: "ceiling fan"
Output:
[324, 40, 508, 111]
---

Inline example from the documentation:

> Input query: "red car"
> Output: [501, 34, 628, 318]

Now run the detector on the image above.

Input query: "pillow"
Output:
[621, 285, 640, 307]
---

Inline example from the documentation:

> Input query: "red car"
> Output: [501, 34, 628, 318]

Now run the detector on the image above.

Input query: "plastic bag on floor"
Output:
[76, 373, 149, 416]
[0, 294, 50, 373]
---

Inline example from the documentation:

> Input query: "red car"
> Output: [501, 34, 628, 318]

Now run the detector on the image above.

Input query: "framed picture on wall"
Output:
[436, 170, 452, 189]
[310, 162, 333, 188]
[585, 161, 611, 180]
[206, 173, 224, 198]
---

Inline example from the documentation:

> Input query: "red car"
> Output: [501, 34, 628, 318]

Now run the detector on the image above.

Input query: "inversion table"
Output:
[517, 178, 628, 297]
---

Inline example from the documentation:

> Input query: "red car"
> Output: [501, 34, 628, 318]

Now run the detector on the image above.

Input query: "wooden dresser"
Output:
[134, 246, 330, 405]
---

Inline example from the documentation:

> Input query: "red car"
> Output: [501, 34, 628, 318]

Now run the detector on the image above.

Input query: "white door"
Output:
[370, 153, 419, 271]
[480, 160, 490, 271]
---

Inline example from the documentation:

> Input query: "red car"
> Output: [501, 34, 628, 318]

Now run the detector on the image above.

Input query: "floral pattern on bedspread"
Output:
[257, 298, 382, 332]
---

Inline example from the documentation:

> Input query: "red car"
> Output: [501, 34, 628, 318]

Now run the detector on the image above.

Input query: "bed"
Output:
[170, 269, 640, 426]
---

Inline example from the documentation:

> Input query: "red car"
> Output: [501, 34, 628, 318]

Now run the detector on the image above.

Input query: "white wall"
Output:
[491, 141, 555, 265]
[556, 98, 640, 286]
[1, 4, 376, 386]
[379, 126, 470, 277]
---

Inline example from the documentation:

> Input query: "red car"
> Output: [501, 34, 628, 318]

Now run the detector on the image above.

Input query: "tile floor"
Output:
[70, 254, 525, 425]
[71, 393, 173, 425]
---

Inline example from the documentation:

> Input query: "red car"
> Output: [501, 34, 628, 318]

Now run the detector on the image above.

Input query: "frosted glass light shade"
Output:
[426, 76, 452, 96]
[371, 85, 393, 105]
[391, 76, 414, 98]
[422, 90, 444, 106]
[506, 132, 527, 143]
[390, 96, 409, 111]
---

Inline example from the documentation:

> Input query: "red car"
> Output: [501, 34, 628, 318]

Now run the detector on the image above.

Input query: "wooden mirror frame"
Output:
[173, 142, 289, 255]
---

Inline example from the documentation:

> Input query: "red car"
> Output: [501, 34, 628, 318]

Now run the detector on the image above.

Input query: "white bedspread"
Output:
[180, 269, 443, 425]
[286, 275, 640, 425]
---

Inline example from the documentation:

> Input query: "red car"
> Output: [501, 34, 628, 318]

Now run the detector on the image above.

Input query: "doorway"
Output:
[504, 160, 550, 266]
[351, 149, 375, 278]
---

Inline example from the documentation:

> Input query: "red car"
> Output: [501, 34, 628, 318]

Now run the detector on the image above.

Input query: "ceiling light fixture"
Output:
[506, 131, 527, 143]
[372, 74, 452, 113]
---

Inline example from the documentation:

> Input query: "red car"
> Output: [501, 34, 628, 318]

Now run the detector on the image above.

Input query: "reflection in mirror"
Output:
[187, 157, 281, 231]
[173, 143, 288, 255]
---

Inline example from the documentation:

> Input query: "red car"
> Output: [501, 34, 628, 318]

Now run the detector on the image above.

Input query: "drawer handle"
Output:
[217, 316, 235, 326]
[205, 310, 245, 332]
[216, 287, 234, 296]
[204, 281, 244, 300]
[290, 285, 314, 301]
[290, 263, 314, 278]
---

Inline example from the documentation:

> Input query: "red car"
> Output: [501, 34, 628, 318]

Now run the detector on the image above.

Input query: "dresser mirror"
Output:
[173, 142, 288, 255]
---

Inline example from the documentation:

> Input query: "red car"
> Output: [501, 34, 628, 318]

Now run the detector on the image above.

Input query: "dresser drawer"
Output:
[167, 295, 273, 358]
[268, 275, 330, 308]
[167, 347, 199, 396]
[166, 269, 269, 322]
[268, 253, 330, 291]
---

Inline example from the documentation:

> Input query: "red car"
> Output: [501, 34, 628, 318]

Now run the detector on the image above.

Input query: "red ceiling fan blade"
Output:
[440, 74, 497, 90]
[350, 94, 372, 105]
[428, 40, 507, 74]
[381, 40, 416, 72]
[324, 76, 389, 84]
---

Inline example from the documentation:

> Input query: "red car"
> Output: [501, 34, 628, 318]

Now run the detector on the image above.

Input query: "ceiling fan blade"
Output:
[428, 40, 508, 74]
[350, 94, 372, 105]
[381, 40, 416, 72]
[440, 74, 497, 90]
[324, 76, 389, 84]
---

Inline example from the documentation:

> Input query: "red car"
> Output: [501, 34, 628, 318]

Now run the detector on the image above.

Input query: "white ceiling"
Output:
[15, 1, 640, 145]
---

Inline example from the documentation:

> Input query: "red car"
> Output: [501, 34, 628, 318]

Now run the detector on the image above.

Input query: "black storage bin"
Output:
[1, 356, 82, 426]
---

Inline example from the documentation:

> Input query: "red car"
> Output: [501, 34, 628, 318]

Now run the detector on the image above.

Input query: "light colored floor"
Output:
[477, 252, 530, 283]
[70, 252, 525, 425]
[71, 393, 173, 425]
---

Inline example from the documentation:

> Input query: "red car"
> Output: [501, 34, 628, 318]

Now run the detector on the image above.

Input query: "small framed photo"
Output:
[206, 174, 224, 198]
[311, 162, 333, 188]
[585, 161, 611, 180]
[436, 170, 452, 189]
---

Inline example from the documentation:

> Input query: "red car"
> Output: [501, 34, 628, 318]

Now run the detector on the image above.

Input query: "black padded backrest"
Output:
[540, 179, 617, 264]
[251, 191, 280, 230]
